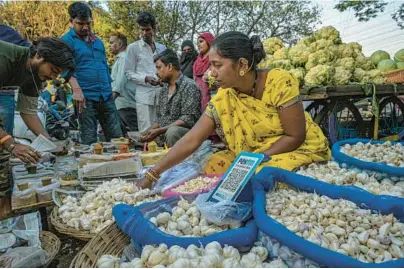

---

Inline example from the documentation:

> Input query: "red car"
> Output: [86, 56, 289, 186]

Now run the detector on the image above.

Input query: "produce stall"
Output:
[301, 84, 404, 143]
[258, 26, 404, 144]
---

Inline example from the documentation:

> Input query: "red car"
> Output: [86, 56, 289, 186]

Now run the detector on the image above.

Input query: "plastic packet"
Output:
[195, 191, 252, 226]
[11, 187, 37, 208]
[184, 140, 213, 167]
[36, 180, 60, 202]
[0, 212, 42, 249]
[152, 162, 201, 193]
[0, 246, 48, 268]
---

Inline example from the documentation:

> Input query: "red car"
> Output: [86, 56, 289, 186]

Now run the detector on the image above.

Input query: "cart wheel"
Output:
[314, 99, 365, 144]
[370, 96, 404, 139]
[305, 100, 327, 120]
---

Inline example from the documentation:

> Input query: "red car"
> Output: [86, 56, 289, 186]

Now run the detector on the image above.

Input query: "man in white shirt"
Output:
[124, 12, 166, 133]
[109, 32, 138, 133]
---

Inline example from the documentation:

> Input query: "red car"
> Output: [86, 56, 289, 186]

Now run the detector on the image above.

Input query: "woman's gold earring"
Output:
[239, 70, 245, 76]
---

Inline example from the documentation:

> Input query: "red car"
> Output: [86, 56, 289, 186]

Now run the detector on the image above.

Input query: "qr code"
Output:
[220, 168, 248, 193]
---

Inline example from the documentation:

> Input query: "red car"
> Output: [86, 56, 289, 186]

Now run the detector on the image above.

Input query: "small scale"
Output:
[207, 152, 265, 203]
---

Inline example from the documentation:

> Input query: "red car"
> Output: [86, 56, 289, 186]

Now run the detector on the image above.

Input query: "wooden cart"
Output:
[301, 84, 404, 144]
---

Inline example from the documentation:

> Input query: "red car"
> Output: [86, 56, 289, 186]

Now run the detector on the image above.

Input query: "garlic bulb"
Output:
[97, 255, 119, 268]
[153, 197, 230, 237]
[297, 161, 404, 197]
[59, 178, 162, 233]
[266, 188, 404, 263]
[106, 241, 290, 268]
[341, 141, 404, 167]
[172, 176, 219, 194]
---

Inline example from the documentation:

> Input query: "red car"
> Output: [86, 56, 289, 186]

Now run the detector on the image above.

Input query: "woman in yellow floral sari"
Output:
[137, 31, 330, 189]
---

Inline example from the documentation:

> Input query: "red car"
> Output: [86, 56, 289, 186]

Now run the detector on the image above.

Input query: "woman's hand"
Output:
[136, 178, 153, 190]
[12, 144, 41, 163]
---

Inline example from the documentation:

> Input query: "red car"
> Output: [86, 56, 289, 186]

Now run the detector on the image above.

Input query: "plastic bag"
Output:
[195, 190, 252, 226]
[0, 246, 48, 268]
[152, 161, 201, 192]
[184, 140, 213, 168]
[113, 196, 258, 250]
[0, 212, 42, 249]
[151, 141, 213, 193]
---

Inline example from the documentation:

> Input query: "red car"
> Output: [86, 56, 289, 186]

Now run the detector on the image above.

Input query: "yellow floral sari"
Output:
[204, 68, 330, 174]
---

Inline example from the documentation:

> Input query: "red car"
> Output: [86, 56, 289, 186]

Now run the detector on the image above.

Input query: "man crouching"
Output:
[141, 49, 201, 147]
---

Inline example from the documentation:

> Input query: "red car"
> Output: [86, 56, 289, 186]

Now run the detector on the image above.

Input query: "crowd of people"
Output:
[0, 1, 332, 217]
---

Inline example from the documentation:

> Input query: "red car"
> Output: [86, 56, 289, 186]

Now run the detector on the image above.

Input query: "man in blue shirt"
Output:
[0, 24, 31, 47]
[61, 2, 122, 145]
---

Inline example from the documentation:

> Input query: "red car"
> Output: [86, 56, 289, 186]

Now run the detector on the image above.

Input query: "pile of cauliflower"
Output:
[259, 26, 386, 87]
[58, 179, 162, 233]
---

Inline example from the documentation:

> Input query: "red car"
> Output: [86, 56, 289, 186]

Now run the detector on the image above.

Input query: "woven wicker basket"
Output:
[40, 231, 61, 268]
[70, 223, 130, 268]
[385, 69, 404, 83]
[50, 207, 95, 241]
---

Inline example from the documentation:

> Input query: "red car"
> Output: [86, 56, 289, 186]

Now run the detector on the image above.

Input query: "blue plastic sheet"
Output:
[0, 90, 16, 134]
[332, 139, 404, 177]
[252, 166, 404, 268]
[113, 195, 258, 250]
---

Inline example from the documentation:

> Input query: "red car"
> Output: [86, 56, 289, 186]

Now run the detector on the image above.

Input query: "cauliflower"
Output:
[313, 26, 341, 44]
[263, 37, 284, 54]
[309, 39, 334, 53]
[305, 50, 334, 70]
[355, 53, 375, 71]
[288, 44, 310, 66]
[333, 67, 352, 85]
[274, 47, 289, 60]
[353, 68, 367, 82]
[271, 60, 293, 70]
[289, 68, 306, 86]
[367, 69, 387, 84]
[334, 57, 355, 72]
[336, 44, 357, 58]
[348, 42, 362, 54]
[297, 35, 316, 47]
[304, 64, 335, 87]
[257, 54, 275, 69]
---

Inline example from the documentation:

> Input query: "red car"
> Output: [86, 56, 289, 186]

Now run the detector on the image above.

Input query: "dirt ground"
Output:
[48, 234, 87, 268]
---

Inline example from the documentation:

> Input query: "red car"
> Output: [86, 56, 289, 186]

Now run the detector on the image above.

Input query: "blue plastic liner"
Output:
[332, 139, 404, 177]
[0, 90, 16, 134]
[252, 166, 404, 268]
[113, 195, 258, 250]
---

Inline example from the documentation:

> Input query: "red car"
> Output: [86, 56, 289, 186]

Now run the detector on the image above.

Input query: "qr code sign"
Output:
[220, 167, 249, 193]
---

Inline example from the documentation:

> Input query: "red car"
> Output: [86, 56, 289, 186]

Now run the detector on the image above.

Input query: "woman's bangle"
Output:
[145, 169, 160, 183]
[0, 135, 12, 145]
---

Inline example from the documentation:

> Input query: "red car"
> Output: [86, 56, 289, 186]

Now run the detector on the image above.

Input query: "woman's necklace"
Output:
[250, 70, 258, 96]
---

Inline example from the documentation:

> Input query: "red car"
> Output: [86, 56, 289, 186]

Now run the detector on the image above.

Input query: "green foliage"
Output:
[335, 1, 404, 29]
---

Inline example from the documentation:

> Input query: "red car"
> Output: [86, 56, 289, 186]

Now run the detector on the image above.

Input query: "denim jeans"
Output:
[78, 96, 123, 145]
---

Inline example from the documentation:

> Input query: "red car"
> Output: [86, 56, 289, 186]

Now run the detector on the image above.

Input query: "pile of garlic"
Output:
[150, 197, 234, 237]
[259, 232, 320, 268]
[341, 141, 404, 167]
[266, 189, 404, 263]
[172, 176, 219, 194]
[97, 241, 288, 268]
[296, 161, 404, 197]
[58, 178, 162, 233]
